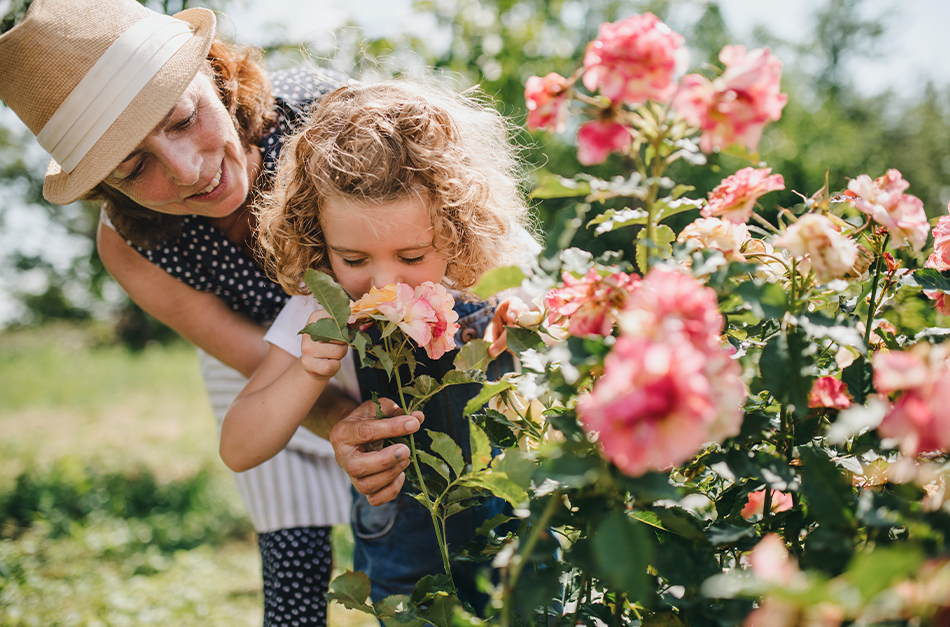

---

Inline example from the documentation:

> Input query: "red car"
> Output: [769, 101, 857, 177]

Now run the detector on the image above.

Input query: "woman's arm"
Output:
[97, 221, 268, 377]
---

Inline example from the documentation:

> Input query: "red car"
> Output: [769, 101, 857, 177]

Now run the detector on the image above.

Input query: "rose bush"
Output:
[318, 11, 950, 627]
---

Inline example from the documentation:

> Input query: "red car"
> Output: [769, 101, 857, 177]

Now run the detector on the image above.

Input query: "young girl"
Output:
[219, 79, 537, 610]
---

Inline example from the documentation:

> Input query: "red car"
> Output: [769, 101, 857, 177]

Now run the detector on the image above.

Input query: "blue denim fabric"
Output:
[352, 298, 514, 613]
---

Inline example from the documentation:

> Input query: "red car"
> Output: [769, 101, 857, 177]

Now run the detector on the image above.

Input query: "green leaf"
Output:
[636, 224, 676, 274]
[798, 446, 853, 531]
[352, 331, 370, 366]
[373, 595, 426, 626]
[471, 266, 526, 299]
[505, 326, 545, 354]
[760, 329, 815, 418]
[493, 449, 536, 490]
[422, 593, 457, 627]
[453, 339, 492, 372]
[300, 317, 349, 344]
[403, 375, 439, 399]
[442, 369, 481, 386]
[409, 574, 455, 604]
[474, 512, 514, 537]
[463, 380, 516, 416]
[428, 430, 465, 478]
[530, 174, 592, 199]
[459, 473, 528, 506]
[902, 267, 950, 292]
[469, 423, 493, 472]
[592, 511, 651, 598]
[845, 545, 925, 601]
[417, 451, 451, 481]
[326, 571, 376, 615]
[656, 196, 704, 223]
[371, 345, 394, 379]
[588, 207, 648, 235]
[734, 280, 788, 320]
[303, 268, 352, 329]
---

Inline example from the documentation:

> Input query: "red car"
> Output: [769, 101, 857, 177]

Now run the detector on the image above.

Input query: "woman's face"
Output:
[102, 71, 252, 217]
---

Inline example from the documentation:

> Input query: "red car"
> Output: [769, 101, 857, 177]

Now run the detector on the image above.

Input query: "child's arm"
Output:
[220, 310, 348, 472]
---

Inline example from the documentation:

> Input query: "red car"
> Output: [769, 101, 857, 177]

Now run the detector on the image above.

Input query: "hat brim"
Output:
[42, 8, 216, 205]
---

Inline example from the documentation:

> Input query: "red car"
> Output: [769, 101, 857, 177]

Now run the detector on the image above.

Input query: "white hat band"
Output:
[36, 11, 194, 175]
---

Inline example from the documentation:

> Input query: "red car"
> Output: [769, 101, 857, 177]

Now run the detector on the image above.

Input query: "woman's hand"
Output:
[300, 310, 348, 380]
[329, 398, 426, 506]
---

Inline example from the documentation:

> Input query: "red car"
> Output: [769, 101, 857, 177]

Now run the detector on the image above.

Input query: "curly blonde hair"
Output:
[256, 79, 530, 296]
[93, 39, 276, 248]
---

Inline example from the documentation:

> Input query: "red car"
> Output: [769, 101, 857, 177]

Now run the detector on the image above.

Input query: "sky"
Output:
[1, 0, 948, 323]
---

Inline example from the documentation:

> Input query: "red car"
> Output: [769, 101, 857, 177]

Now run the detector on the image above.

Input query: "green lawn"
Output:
[0, 324, 372, 627]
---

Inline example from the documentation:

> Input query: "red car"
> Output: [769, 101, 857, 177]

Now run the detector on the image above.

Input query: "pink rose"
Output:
[775, 214, 859, 283]
[703, 167, 785, 224]
[525, 72, 571, 133]
[848, 170, 929, 251]
[741, 489, 794, 519]
[747, 534, 800, 586]
[672, 46, 788, 153]
[411, 282, 460, 360]
[579, 267, 745, 476]
[874, 343, 950, 456]
[545, 268, 640, 337]
[582, 13, 687, 105]
[926, 212, 950, 271]
[576, 119, 632, 165]
[925, 290, 950, 316]
[677, 217, 751, 261]
[808, 377, 852, 409]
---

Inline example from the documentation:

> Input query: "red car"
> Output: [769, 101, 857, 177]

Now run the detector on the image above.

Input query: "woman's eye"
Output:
[123, 161, 146, 183]
[174, 108, 198, 131]
[402, 256, 425, 266]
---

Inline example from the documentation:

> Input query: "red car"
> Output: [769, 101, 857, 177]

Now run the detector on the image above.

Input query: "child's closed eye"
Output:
[341, 258, 367, 267]
[400, 255, 426, 266]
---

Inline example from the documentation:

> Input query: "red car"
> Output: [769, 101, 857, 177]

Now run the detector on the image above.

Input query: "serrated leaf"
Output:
[443, 369, 481, 386]
[428, 430, 465, 477]
[303, 269, 352, 329]
[353, 331, 370, 366]
[326, 570, 375, 615]
[493, 449, 535, 490]
[902, 267, 950, 292]
[403, 375, 439, 399]
[471, 266, 526, 299]
[409, 574, 455, 604]
[469, 423, 493, 472]
[530, 174, 592, 199]
[300, 317, 349, 343]
[474, 512, 513, 537]
[459, 473, 528, 506]
[463, 380, 516, 416]
[423, 592, 457, 627]
[505, 326, 545, 354]
[417, 451, 451, 481]
[588, 207, 648, 235]
[656, 196, 703, 222]
[592, 511, 651, 598]
[453, 339, 492, 372]
[636, 224, 676, 273]
[371, 345, 394, 378]
[374, 594, 426, 626]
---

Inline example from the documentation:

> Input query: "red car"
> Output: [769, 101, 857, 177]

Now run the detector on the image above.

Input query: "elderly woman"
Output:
[0, 0, 421, 624]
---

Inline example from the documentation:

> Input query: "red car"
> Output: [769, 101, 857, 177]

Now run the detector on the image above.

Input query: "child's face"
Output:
[320, 194, 449, 299]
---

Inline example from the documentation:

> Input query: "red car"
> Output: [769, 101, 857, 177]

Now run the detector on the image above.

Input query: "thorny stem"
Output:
[502, 491, 561, 626]
[388, 336, 454, 585]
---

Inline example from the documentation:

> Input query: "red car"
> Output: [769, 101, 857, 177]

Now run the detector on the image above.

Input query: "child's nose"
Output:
[373, 266, 403, 289]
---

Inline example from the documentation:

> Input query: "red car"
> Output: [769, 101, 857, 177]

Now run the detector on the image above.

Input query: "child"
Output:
[219, 79, 537, 610]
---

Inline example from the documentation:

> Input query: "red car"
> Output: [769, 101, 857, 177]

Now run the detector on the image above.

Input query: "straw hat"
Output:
[0, 0, 215, 204]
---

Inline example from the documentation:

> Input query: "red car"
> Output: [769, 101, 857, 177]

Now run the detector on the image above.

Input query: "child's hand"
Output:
[300, 310, 349, 380]
[488, 297, 532, 358]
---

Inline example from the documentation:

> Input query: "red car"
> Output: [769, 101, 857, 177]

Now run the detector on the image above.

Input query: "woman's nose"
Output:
[154, 137, 201, 186]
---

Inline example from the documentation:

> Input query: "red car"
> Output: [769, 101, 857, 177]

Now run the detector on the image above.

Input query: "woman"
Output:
[0, 0, 420, 623]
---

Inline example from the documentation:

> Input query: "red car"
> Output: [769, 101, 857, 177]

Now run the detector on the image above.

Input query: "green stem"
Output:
[862, 236, 890, 353]
[502, 492, 561, 625]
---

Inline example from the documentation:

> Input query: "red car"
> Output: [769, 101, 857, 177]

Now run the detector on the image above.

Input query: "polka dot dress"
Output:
[259, 527, 333, 627]
[134, 67, 348, 325]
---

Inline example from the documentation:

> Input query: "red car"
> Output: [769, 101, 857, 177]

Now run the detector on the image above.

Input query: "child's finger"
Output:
[488, 329, 508, 358]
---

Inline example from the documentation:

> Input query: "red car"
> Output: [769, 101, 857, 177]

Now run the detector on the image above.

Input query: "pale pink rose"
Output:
[848, 170, 929, 251]
[808, 377, 852, 409]
[925, 290, 950, 316]
[874, 343, 950, 456]
[576, 119, 632, 165]
[545, 268, 640, 337]
[620, 267, 724, 351]
[677, 217, 751, 261]
[580, 267, 745, 476]
[703, 167, 785, 224]
[775, 214, 859, 282]
[741, 489, 794, 519]
[582, 13, 686, 105]
[577, 336, 716, 476]
[525, 73, 571, 133]
[747, 534, 800, 586]
[411, 282, 460, 360]
[926, 212, 950, 271]
[672, 46, 787, 153]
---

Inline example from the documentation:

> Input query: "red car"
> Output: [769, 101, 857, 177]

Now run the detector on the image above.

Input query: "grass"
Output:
[0, 324, 374, 627]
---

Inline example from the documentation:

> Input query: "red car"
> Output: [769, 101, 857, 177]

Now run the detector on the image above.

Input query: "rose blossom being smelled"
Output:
[774, 213, 859, 283]
[582, 12, 687, 105]
[703, 167, 785, 224]
[525, 72, 571, 133]
[671, 46, 787, 153]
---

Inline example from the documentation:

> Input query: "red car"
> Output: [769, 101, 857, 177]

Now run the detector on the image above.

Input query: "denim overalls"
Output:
[350, 297, 514, 613]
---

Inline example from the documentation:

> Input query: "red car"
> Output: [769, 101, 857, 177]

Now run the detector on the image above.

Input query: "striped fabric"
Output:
[196, 349, 352, 533]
